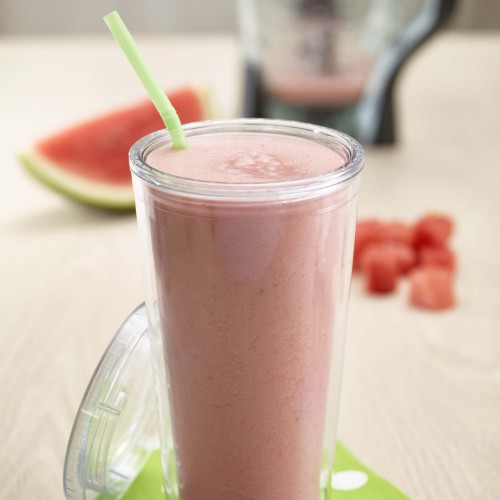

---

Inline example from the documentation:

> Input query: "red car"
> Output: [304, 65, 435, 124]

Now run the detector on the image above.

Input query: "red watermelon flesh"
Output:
[361, 242, 416, 277]
[20, 86, 210, 209]
[417, 245, 456, 271]
[35, 87, 207, 186]
[362, 248, 399, 294]
[413, 214, 454, 248]
[409, 267, 456, 310]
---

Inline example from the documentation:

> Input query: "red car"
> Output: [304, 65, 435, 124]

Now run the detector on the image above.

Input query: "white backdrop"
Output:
[0, 0, 498, 34]
[0, 0, 238, 34]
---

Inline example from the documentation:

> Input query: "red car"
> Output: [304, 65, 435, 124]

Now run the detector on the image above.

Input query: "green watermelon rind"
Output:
[19, 86, 214, 211]
[19, 150, 136, 211]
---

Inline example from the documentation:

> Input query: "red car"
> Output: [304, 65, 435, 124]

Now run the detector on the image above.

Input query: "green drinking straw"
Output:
[103, 10, 188, 149]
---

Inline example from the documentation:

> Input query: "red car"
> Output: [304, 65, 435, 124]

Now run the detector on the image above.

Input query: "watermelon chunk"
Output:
[417, 245, 456, 271]
[19, 86, 210, 210]
[353, 214, 458, 310]
[353, 219, 382, 271]
[361, 244, 400, 294]
[409, 267, 456, 310]
[375, 221, 415, 247]
[413, 214, 454, 248]
[362, 242, 416, 276]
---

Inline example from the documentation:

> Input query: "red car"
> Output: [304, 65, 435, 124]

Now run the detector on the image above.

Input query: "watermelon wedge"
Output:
[19, 86, 211, 210]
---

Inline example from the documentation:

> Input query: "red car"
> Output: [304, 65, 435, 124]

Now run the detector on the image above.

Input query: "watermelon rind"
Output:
[194, 84, 216, 121]
[19, 85, 213, 210]
[19, 150, 135, 211]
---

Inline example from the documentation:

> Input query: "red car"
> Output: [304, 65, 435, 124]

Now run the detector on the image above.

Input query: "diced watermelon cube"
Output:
[375, 221, 415, 247]
[409, 267, 456, 310]
[414, 214, 454, 248]
[353, 219, 382, 271]
[418, 245, 456, 271]
[361, 245, 400, 294]
[361, 242, 416, 276]
[388, 242, 416, 274]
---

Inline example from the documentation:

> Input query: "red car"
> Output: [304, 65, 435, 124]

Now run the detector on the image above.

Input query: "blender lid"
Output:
[63, 303, 158, 499]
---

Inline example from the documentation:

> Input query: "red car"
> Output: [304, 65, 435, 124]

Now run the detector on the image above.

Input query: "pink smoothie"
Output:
[262, 54, 374, 107]
[145, 134, 354, 500]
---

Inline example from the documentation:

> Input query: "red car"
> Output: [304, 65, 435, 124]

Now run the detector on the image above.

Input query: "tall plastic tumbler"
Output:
[131, 119, 363, 499]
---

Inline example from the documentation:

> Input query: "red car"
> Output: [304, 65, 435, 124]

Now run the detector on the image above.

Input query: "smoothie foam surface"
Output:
[146, 134, 346, 183]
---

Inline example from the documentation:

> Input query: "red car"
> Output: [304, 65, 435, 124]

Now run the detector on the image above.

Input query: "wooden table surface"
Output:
[0, 33, 499, 500]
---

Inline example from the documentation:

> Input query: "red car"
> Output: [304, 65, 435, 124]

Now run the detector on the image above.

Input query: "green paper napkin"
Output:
[331, 442, 409, 499]
[100, 442, 409, 499]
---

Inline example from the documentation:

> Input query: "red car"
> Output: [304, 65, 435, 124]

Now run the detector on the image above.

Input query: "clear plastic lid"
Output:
[63, 304, 158, 499]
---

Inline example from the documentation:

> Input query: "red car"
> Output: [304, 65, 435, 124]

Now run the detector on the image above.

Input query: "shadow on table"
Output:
[7, 204, 135, 234]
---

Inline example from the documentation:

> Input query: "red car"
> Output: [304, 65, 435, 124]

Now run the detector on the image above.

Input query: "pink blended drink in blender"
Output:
[131, 119, 363, 499]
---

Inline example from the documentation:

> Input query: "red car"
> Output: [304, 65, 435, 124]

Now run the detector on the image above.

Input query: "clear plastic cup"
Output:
[129, 119, 363, 499]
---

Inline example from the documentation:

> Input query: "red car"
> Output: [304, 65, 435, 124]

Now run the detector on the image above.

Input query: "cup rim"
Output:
[129, 118, 364, 201]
